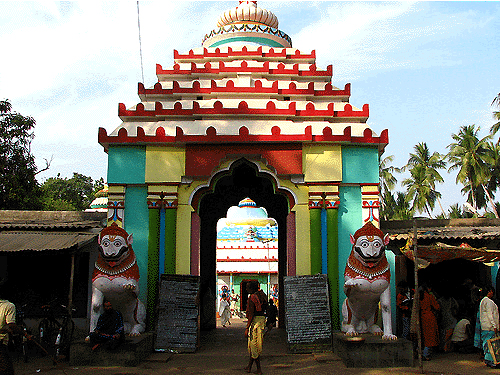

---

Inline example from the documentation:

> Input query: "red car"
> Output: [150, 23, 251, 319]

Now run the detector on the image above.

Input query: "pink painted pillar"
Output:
[287, 211, 296, 276]
[191, 212, 200, 276]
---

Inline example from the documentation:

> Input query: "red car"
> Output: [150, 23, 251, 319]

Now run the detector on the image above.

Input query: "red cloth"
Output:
[420, 291, 440, 347]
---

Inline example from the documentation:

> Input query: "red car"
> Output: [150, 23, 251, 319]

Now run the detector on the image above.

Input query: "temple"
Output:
[98, 1, 389, 330]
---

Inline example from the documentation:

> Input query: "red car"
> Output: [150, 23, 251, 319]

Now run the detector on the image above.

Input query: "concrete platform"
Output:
[332, 333, 414, 368]
[69, 332, 154, 367]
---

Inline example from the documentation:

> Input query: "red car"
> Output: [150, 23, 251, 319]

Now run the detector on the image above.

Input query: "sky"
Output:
[1, 1, 499, 216]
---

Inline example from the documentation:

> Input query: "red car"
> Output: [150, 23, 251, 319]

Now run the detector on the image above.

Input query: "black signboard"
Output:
[154, 274, 200, 353]
[283, 274, 332, 352]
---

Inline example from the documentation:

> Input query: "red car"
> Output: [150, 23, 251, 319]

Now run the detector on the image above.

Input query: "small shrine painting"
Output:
[216, 198, 278, 300]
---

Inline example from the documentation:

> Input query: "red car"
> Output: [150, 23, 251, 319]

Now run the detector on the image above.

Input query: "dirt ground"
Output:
[10, 316, 500, 375]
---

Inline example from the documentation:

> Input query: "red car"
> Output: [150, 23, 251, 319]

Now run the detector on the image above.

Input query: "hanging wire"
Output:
[137, 1, 145, 84]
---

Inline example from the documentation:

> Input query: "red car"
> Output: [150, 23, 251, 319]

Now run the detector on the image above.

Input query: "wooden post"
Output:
[412, 222, 423, 373]
[68, 252, 75, 319]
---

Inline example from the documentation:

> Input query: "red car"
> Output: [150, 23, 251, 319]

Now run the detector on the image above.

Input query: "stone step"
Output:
[69, 333, 154, 367]
[332, 333, 414, 368]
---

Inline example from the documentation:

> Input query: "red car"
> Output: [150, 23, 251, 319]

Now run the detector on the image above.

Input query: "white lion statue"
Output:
[89, 223, 146, 336]
[341, 221, 396, 340]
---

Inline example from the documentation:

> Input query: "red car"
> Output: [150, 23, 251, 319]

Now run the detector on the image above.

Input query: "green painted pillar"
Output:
[164, 208, 177, 274]
[309, 207, 322, 275]
[327, 207, 339, 330]
[147, 207, 160, 329]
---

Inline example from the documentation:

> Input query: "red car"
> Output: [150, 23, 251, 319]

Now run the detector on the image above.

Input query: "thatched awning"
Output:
[400, 238, 500, 268]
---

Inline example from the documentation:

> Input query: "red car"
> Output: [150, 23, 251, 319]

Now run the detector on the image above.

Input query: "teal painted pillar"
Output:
[386, 250, 397, 334]
[164, 207, 177, 274]
[124, 186, 149, 300]
[309, 207, 322, 275]
[337, 185, 362, 325]
[327, 206, 339, 330]
[147, 206, 160, 329]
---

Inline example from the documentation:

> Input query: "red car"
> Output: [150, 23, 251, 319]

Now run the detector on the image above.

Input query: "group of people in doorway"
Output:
[397, 278, 500, 368]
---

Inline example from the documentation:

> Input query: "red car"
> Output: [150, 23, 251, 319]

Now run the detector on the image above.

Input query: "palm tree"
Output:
[379, 155, 400, 214]
[379, 155, 398, 195]
[405, 142, 446, 216]
[402, 164, 441, 217]
[484, 142, 500, 216]
[490, 93, 500, 142]
[447, 124, 495, 216]
[378, 155, 401, 220]
[393, 191, 413, 220]
[380, 191, 413, 220]
[447, 203, 473, 219]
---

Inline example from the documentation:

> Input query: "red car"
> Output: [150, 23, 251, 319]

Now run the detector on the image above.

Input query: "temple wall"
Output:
[303, 144, 342, 182]
[105, 142, 382, 327]
[108, 145, 146, 184]
[341, 146, 379, 183]
[145, 145, 185, 182]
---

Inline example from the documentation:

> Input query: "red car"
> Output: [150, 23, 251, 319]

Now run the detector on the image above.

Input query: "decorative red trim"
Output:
[98, 126, 389, 148]
[325, 200, 340, 209]
[147, 199, 178, 209]
[138, 81, 350, 98]
[185, 143, 302, 176]
[157, 61, 332, 78]
[217, 271, 279, 275]
[308, 199, 323, 209]
[117, 101, 368, 121]
[217, 258, 278, 262]
[305, 182, 341, 186]
[146, 182, 181, 186]
[173, 47, 316, 61]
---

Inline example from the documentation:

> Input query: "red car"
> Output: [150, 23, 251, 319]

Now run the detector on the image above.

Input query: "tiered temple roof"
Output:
[98, 2, 387, 153]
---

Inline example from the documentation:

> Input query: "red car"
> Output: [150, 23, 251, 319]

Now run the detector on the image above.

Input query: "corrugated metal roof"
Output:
[386, 226, 500, 241]
[0, 231, 98, 252]
[0, 221, 102, 230]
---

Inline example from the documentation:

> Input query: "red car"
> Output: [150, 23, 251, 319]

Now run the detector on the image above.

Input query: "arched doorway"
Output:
[197, 159, 289, 329]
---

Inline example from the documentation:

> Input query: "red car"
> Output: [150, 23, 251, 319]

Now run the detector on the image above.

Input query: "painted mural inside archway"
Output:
[197, 160, 288, 330]
[216, 197, 279, 319]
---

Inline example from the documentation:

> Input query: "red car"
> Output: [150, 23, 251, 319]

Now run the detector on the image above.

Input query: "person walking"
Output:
[219, 294, 231, 327]
[230, 289, 240, 317]
[264, 298, 277, 336]
[479, 286, 499, 368]
[244, 281, 268, 374]
[396, 281, 413, 339]
[419, 284, 440, 360]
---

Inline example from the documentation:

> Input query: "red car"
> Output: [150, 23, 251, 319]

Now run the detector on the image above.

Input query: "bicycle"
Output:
[8, 303, 30, 363]
[38, 302, 75, 361]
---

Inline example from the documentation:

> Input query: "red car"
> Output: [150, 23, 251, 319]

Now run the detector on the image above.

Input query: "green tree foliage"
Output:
[402, 164, 441, 218]
[490, 93, 500, 141]
[381, 191, 413, 220]
[41, 173, 104, 211]
[405, 142, 446, 216]
[379, 155, 401, 218]
[446, 124, 494, 216]
[0, 100, 42, 209]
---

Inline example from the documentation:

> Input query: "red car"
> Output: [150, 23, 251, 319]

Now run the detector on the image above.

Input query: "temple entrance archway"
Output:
[196, 159, 290, 330]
